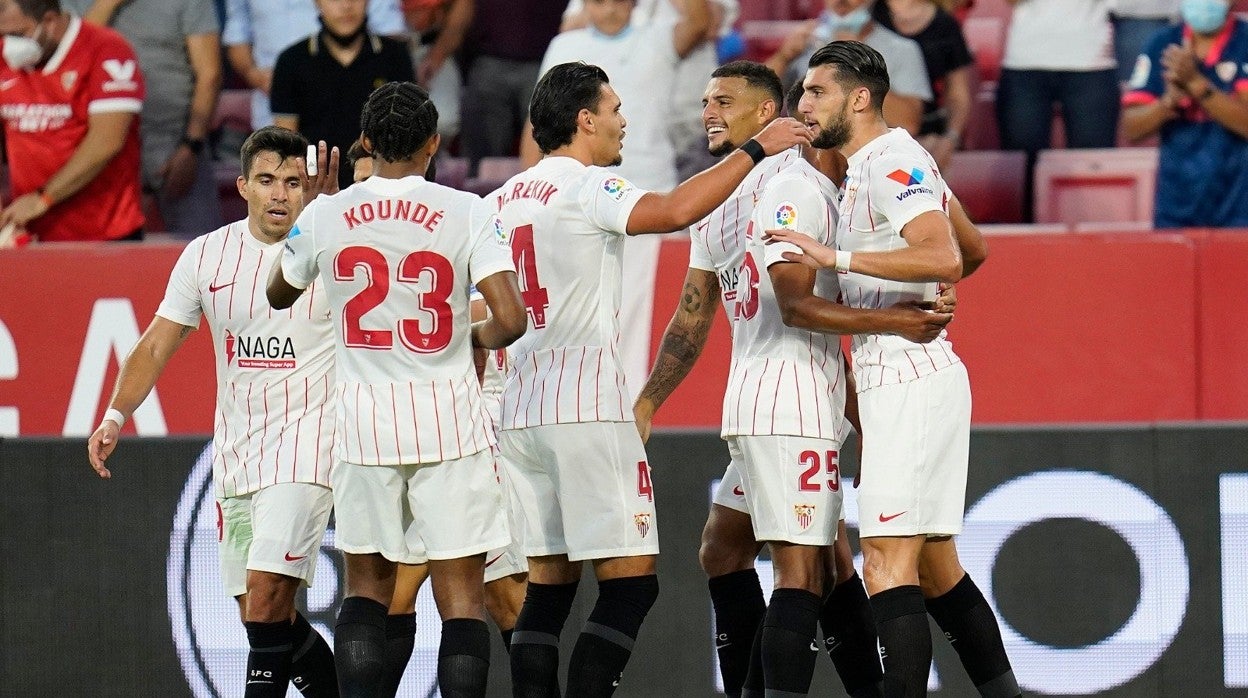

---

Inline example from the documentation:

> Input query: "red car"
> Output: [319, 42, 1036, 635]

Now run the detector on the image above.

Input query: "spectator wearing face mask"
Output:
[0, 0, 145, 243]
[1123, 0, 1248, 227]
[765, 0, 931, 135]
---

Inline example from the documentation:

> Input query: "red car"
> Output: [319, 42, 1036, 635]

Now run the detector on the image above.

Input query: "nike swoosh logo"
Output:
[878, 511, 907, 523]
[208, 282, 235, 293]
[485, 552, 505, 568]
[283, 552, 307, 562]
[731, 485, 744, 496]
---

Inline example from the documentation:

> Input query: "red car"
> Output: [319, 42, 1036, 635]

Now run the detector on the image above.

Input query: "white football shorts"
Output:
[712, 458, 750, 514]
[500, 421, 659, 561]
[217, 482, 334, 598]
[484, 448, 529, 583]
[728, 434, 844, 546]
[856, 362, 971, 538]
[332, 448, 509, 563]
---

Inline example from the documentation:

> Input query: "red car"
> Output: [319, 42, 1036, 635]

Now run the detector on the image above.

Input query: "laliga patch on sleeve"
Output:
[601, 176, 634, 201]
[493, 215, 509, 244]
[1129, 55, 1151, 89]
[774, 201, 798, 229]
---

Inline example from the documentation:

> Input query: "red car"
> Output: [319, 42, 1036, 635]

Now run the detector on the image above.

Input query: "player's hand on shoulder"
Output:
[888, 300, 952, 343]
[87, 421, 121, 479]
[752, 117, 813, 155]
[764, 229, 835, 269]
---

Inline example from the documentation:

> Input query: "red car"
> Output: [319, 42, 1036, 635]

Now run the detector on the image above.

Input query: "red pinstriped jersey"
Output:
[157, 221, 335, 498]
[837, 128, 959, 391]
[281, 175, 515, 465]
[689, 149, 798, 319]
[487, 157, 649, 429]
[722, 159, 846, 440]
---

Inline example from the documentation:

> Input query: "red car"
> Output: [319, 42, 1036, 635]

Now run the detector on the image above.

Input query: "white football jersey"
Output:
[281, 175, 516, 465]
[156, 221, 336, 499]
[690, 149, 798, 318]
[836, 128, 960, 391]
[722, 159, 846, 439]
[487, 156, 649, 429]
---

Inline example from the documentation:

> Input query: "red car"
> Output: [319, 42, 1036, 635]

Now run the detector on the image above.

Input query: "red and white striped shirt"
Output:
[487, 157, 649, 429]
[281, 175, 515, 465]
[837, 128, 959, 391]
[157, 221, 336, 498]
[689, 149, 797, 318]
[722, 159, 846, 439]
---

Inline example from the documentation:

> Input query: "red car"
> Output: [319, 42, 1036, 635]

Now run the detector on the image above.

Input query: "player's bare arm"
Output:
[469, 296, 493, 383]
[765, 210, 962, 283]
[949, 195, 988, 277]
[472, 270, 527, 349]
[671, 0, 711, 58]
[625, 117, 812, 234]
[88, 317, 195, 478]
[634, 266, 720, 443]
[0, 111, 134, 229]
[769, 261, 951, 343]
[266, 259, 305, 310]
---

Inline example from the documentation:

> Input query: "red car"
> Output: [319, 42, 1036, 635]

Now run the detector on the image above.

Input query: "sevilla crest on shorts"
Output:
[634, 513, 651, 538]
[794, 504, 815, 531]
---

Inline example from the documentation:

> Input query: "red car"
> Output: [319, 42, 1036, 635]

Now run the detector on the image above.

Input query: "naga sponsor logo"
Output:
[718, 266, 740, 303]
[224, 329, 297, 369]
[0, 103, 72, 133]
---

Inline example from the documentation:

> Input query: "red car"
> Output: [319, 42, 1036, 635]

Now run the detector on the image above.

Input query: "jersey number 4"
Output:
[335, 246, 455, 353]
[510, 224, 550, 329]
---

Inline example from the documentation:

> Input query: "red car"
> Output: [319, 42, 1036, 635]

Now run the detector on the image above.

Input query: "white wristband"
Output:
[103, 408, 126, 428]
[834, 250, 853, 272]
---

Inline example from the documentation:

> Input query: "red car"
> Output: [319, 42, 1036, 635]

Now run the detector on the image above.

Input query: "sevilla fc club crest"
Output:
[634, 513, 651, 539]
[794, 504, 815, 531]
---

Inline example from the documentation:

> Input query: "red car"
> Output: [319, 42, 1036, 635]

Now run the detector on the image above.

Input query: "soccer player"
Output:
[766, 41, 1015, 697]
[267, 81, 526, 698]
[87, 125, 341, 697]
[633, 61, 894, 698]
[489, 60, 810, 697]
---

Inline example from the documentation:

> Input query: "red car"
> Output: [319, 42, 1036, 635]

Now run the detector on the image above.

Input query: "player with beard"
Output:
[767, 41, 1014, 698]
[634, 61, 902, 698]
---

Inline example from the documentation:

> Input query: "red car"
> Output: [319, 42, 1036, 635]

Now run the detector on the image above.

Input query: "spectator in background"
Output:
[562, 0, 741, 177]
[404, 0, 470, 143]
[997, 0, 1118, 153]
[270, 0, 414, 190]
[1122, 0, 1248, 227]
[872, 0, 971, 170]
[766, 0, 932, 135]
[1112, 0, 1180, 83]
[523, 0, 711, 401]
[223, 0, 404, 130]
[67, 0, 223, 236]
[0, 0, 145, 242]
[460, 0, 563, 175]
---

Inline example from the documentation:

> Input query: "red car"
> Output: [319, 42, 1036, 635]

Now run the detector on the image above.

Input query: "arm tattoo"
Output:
[680, 281, 704, 314]
[638, 315, 713, 408]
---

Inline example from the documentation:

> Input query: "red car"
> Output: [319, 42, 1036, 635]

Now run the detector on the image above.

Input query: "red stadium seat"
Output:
[944, 150, 1026, 223]
[963, 16, 1006, 83]
[965, 0, 1014, 22]
[740, 20, 805, 63]
[1032, 147, 1158, 226]
[434, 156, 468, 190]
[212, 89, 252, 134]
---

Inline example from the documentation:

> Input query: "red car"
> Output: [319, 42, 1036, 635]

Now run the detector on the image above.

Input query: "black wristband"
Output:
[739, 138, 765, 165]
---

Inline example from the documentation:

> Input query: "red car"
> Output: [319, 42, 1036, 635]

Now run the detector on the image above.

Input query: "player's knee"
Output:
[245, 571, 298, 622]
[699, 512, 758, 577]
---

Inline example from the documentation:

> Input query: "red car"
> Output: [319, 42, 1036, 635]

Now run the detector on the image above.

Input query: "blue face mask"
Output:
[1182, 0, 1229, 34]
[820, 6, 872, 37]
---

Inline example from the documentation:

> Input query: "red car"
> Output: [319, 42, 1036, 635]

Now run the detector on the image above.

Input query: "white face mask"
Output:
[3, 25, 44, 71]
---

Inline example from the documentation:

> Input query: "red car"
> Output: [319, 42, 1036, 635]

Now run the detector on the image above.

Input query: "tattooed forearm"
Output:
[680, 281, 704, 314]
[637, 317, 713, 408]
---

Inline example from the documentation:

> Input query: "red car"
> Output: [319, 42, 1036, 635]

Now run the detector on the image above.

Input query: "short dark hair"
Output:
[15, 0, 60, 17]
[529, 62, 611, 154]
[359, 81, 438, 162]
[808, 40, 890, 111]
[239, 125, 307, 178]
[346, 138, 370, 168]
[711, 60, 784, 109]
[785, 81, 804, 117]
